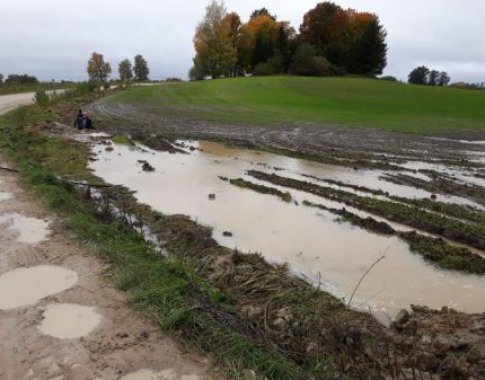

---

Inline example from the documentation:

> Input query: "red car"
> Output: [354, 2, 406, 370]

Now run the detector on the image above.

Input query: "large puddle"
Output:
[0, 213, 50, 244]
[0, 265, 78, 310]
[39, 303, 101, 339]
[90, 141, 485, 322]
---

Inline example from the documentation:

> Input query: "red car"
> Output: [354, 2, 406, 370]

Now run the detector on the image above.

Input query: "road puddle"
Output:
[0, 265, 78, 310]
[121, 369, 198, 380]
[90, 140, 485, 322]
[0, 192, 13, 202]
[0, 213, 50, 244]
[39, 303, 101, 339]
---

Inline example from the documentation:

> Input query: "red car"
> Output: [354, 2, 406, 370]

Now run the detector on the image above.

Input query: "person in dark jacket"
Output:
[83, 112, 93, 130]
[74, 109, 84, 130]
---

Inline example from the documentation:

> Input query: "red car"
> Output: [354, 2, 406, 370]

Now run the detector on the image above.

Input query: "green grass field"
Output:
[106, 76, 485, 134]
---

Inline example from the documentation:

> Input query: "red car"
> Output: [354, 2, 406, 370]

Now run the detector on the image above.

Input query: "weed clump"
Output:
[228, 177, 292, 203]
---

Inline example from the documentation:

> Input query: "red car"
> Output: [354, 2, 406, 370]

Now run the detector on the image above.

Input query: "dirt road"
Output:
[0, 90, 68, 115]
[0, 92, 37, 115]
[0, 98, 211, 379]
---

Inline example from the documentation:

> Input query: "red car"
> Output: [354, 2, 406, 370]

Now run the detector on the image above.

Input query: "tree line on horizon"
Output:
[86, 52, 150, 89]
[190, 1, 388, 80]
[408, 66, 450, 86]
[0, 74, 39, 86]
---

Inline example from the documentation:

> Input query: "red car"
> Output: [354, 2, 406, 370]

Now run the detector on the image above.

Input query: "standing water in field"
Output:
[90, 140, 485, 322]
[0, 213, 50, 244]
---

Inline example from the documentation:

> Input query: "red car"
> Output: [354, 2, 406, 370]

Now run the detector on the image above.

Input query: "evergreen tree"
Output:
[348, 18, 387, 75]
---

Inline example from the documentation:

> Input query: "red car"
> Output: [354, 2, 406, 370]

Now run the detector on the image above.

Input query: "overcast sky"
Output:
[1, 0, 484, 83]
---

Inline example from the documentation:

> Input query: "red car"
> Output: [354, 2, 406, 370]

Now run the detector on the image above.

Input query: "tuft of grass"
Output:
[228, 177, 292, 202]
[111, 133, 134, 145]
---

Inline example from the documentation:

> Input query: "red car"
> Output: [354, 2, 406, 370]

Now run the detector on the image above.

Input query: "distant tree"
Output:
[408, 66, 430, 85]
[299, 2, 387, 75]
[238, 10, 282, 72]
[347, 17, 387, 75]
[250, 8, 276, 21]
[0, 73, 3, 85]
[192, 1, 238, 79]
[5, 74, 39, 85]
[273, 23, 295, 72]
[299, 2, 341, 58]
[189, 56, 206, 80]
[289, 44, 332, 76]
[438, 71, 450, 86]
[87, 52, 111, 88]
[300, 1, 351, 67]
[222, 12, 243, 76]
[118, 59, 133, 83]
[428, 70, 439, 86]
[134, 54, 150, 81]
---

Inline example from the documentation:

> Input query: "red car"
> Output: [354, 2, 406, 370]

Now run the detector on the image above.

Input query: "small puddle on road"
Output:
[0, 192, 13, 202]
[90, 141, 485, 322]
[39, 303, 101, 339]
[0, 213, 50, 244]
[0, 265, 78, 310]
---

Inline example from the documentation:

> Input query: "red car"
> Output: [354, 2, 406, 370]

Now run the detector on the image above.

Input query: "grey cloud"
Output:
[1, 0, 484, 83]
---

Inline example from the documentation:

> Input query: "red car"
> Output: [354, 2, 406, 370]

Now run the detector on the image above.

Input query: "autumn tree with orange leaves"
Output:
[191, 1, 238, 79]
[299, 2, 387, 75]
[238, 10, 295, 73]
[87, 52, 112, 88]
[191, 1, 388, 79]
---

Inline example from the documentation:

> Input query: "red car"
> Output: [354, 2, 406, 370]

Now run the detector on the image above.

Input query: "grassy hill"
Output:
[107, 76, 485, 134]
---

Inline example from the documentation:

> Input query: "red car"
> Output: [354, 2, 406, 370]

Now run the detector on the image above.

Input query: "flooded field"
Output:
[90, 140, 485, 322]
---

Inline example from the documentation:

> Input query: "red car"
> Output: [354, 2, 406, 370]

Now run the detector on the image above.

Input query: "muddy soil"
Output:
[0, 157, 212, 380]
[90, 101, 485, 170]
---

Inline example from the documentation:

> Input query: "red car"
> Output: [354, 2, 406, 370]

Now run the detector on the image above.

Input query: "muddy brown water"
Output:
[90, 140, 485, 323]
[0, 212, 50, 244]
[0, 265, 78, 310]
[38, 303, 102, 339]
